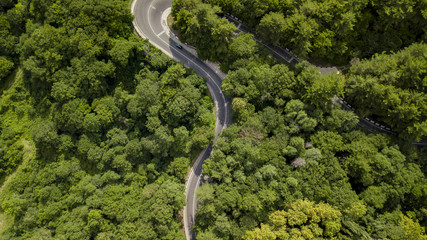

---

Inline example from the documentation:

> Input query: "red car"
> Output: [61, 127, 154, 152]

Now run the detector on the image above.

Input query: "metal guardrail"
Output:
[225, 13, 338, 74]
[337, 97, 396, 135]
[223, 14, 426, 145]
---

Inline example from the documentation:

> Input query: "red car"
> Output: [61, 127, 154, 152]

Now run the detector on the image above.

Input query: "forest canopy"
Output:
[205, 0, 426, 64]
[0, 0, 426, 239]
[0, 0, 214, 238]
[194, 59, 427, 239]
[345, 43, 427, 141]
[169, 1, 427, 239]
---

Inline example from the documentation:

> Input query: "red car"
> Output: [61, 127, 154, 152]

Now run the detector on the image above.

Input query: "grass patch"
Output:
[0, 66, 36, 195]
[0, 212, 14, 235]
[0, 66, 35, 186]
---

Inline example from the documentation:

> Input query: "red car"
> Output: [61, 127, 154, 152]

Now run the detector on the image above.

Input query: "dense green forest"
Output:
[172, 0, 237, 62]
[171, 0, 427, 239]
[175, 0, 427, 64]
[195, 61, 427, 240]
[0, 0, 214, 238]
[1, 0, 426, 239]
[171, 0, 427, 139]
[345, 43, 427, 141]
[171, 0, 275, 72]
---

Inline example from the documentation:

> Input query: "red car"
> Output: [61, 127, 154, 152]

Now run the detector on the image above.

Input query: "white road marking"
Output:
[157, 30, 165, 36]
[131, 0, 148, 39]
[139, 2, 231, 239]
[161, 8, 172, 37]
[146, 1, 228, 124]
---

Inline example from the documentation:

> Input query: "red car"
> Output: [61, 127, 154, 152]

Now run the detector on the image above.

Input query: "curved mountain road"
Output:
[131, 1, 427, 239]
[131, 0, 232, 239]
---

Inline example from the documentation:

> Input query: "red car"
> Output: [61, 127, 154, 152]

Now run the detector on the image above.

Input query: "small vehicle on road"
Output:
[176, 43, 183, 49]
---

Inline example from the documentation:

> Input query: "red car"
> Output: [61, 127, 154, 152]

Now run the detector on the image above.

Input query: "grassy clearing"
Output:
[0, 212, 14, 235]
[0, 66, 37, 234]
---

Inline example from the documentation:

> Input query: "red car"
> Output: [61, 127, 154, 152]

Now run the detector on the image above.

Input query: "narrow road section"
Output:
[131, 0, 232, 239]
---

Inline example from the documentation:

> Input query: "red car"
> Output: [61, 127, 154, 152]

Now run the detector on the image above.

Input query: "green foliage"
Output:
[1, 64, 213, 238]
[0, 140, 23, 178]
[222, 61, 343, 114]
[0, 56, 14, 81]
[32, 120, 59, 157]
[221, 32, 258, 71]
[0, 70, 33, 181]
[244, 199, 343, 239]
[0, 13, 19, 58]
[172, 0, 236, 62]
[345, 43, 427, 140]
[196, 36, 426, 239]
[401, 214, 427, 240]
[232, 97, 255, 123]
[1, 0, 426, 239]
[228, 33, 257, 61]
[256, 12, 286, 46]
[208, 0, 426, 63]
[167, 157, 190, 181]
[0, 0, 215, 239]
[284, 100, 317, 134]
[323, 108, 359, 132]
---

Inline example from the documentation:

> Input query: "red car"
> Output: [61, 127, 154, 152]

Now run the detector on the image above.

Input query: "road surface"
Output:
[131, 0, 232, 239]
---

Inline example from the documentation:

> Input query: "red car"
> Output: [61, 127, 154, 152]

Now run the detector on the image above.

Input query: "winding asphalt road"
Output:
[131, 1, 426, 239]
[131, 0, 232, 239]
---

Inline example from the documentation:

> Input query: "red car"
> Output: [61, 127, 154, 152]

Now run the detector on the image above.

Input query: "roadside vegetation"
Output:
[0, 0, 214, 238]
[205, 0, 426, 65]
[345, 43, 427, 141]
[171, 0, 427, 239]
[196, 59, 427, 240]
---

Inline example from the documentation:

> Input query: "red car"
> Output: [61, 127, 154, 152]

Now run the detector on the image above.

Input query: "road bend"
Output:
[132, 0, 232, 239]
